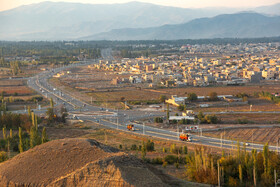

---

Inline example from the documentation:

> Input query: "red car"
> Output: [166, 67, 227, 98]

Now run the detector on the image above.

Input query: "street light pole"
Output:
[220, 133, 223, 148]
[177, 124, 179, 140]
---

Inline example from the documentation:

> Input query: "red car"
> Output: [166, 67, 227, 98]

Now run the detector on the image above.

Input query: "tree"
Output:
[263, 143, 269, 175]
[178, 104, 186, 111]
[239, 164, 243, 184]
[9, 129, 12, 138]
[2, 127, 6, 140]
[209, 92, 218, 101]
[50, 98, 54, 108]
[29, 126, 38, 148]
[187, 93, 198, 101]
[18, 127, 23, 153]
[46, 108, 54, 123]
[28, 106, 31, 118]
[141, 140, 146, 160]
[166, 103, 170, 120]
[159, 95, 167, 103]
[31, 112, 35, 126]
[145, 140, 155, 152]
[41, 127, 47, 144]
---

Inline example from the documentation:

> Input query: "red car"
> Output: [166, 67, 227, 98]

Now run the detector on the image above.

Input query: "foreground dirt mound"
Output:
[0, 138, 172, 187]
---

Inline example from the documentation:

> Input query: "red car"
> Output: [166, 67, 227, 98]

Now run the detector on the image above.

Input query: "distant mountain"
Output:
[254, 3, 280, 15]
[1, 1, 280, 41]
[83, 13, 280, 40]
[0, 1, 243, 40]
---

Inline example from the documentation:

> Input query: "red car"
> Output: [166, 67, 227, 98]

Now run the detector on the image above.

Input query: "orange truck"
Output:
[179, 133, 192, 142]
[127, 124, 135, 131]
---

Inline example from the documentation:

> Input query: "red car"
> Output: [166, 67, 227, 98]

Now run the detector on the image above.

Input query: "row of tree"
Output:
[186, 143, 280, 186]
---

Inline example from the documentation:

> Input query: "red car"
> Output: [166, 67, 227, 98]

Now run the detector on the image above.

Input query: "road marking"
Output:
[102, 119, 125, 127]
[204, 141, 264, 151]
[146, 130, 177, 138]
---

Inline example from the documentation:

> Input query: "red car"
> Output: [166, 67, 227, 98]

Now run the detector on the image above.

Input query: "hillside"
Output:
[85, 13, 280, 40]
[0, 138, 175, 186]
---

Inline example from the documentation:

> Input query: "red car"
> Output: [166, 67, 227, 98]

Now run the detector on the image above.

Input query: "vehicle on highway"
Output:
[127, 124, 135, 131]
[179, 133, 192, 142]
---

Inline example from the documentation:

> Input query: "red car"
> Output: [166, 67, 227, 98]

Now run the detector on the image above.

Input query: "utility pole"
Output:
[277, 137, 280, 155]
[177, 124, 179, 140]
[143, 122, 145, 135]
[116, 109, 119, 129]
[220, 133, 223, 148]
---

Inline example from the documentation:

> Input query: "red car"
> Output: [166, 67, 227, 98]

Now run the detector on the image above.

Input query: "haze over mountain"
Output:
[85, 13, 280, 40]
[0, 1, 279, 41]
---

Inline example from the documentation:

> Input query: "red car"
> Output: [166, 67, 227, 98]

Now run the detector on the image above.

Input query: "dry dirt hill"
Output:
[0, 138, 180, 187]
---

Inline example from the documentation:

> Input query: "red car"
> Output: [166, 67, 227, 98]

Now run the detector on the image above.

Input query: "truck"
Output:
[127, 124, 135, 131]
[179, 133, 192, 142]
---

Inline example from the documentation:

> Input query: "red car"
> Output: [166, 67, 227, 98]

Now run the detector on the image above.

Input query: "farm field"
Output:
[203, 127, 280, 146]
[216, 113, 280, 124]
[0, 79, 49, 111]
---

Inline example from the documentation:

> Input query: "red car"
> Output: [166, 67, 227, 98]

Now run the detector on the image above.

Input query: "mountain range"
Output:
[85, 13, 280, 40]
[0, 1, 280, 41]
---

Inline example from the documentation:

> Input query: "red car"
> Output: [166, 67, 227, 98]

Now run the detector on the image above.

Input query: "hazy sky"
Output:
[1, 0, 280, 11]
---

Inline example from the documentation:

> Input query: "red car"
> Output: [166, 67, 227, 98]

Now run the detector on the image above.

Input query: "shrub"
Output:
[145, 140, 155, 152]
[151, 157, 163, 165]
[237, 117, 249, 124]
[162, 161, 168, 168]
[131, 144, 137, 150]
[187, 93, 197, 101]
[0, 151, 8, 162]
[177, 104, 185, 111]
[164, 155, 178, 164]
[154, 117, 163, 123]
[183, 146, 188, 154]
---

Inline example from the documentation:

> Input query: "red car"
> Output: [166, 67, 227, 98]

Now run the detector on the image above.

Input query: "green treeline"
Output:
[256, 91, 280, 104]
[0, 111, 48, 163]
[187, 144, 279, 186]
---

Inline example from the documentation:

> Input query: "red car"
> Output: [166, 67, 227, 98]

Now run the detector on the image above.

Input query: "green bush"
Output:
[237, 117, 249, 124]
[154, 117, 163, 123]
[0, 151, 8, 162]
[164, 155, 178, 164]
[151, 157, 163, 165]
[131, 144, 137, 150]
[145, 140, 155, 152]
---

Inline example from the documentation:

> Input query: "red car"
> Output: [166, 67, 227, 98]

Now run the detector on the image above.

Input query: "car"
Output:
[245, 143, 250, 146]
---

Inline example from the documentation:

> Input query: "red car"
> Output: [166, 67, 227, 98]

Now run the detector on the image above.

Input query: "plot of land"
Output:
[204, 127, 280, 146]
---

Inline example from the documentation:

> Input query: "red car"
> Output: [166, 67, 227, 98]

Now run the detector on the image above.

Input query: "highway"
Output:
[24, 58, 280, 154]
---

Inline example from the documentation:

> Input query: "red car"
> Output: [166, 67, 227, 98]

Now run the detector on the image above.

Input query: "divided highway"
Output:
[25, 60, 280, 154]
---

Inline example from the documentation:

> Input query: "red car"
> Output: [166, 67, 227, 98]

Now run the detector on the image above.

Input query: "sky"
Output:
[1, 0, 280, 12]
